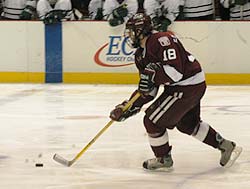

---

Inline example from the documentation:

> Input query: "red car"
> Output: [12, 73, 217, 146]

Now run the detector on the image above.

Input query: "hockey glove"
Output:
[152, 16, 161, 31]
[112, 4, 128, 19]
[110, 100, 140, 122]
[152, 16, 171, 32]
[158, 17, 171, 32]
[20, 5, 35, 20]
[95, 8, 103, 20]
[138, 63, 161, 95]
[43, 10, 67, 25]
[109, 17, 124, 26]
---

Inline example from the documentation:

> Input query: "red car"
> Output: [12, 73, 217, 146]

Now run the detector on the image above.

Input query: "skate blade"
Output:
[144, 166, 174, 172]
[224, 146, 242, 168]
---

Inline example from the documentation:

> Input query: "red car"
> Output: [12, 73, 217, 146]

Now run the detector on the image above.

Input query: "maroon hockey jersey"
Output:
[135, 32, 205, 87]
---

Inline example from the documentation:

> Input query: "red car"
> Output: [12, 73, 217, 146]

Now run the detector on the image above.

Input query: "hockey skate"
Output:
[218, 139, 242, 168]
[143, 153, 173, 171]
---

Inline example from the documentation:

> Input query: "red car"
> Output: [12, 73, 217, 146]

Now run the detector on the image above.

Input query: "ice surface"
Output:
[0, 84, 249, 189]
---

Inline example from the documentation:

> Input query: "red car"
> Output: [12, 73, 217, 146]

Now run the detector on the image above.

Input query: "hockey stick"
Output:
[53, 92, 141, 167]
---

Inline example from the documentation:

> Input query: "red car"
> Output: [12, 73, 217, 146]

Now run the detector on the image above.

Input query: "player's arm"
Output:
[165, 0, 180, 22]
[43, 1, 73, 24]
[126, 0, 138, 19]
[109, 88, 158, 122]
[55, 0, 73, 20]
[138, 36, 183, 97]
[153, 0, 179, 31]
[20, 0, 37, 20]
[108, 3, 128, 26]
[110, 60, 160, 122]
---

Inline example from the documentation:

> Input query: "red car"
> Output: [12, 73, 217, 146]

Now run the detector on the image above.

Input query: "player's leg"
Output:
[142, 116, 173, 170]
[176, 104, 242, 167]
[141, 90, 188, 171]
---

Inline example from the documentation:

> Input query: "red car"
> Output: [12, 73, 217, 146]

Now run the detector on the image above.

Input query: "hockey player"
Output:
[144, 0, 179, 31]
[220, 0, 250, 20]
[1, 0, 37, 20]
[109, 13, 242, 171]
[37, 0, 73, 24]
[103, 0, 137, 26]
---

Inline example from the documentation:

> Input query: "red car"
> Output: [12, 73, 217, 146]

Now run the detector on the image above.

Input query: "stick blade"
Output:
[53, 154, 71, 167]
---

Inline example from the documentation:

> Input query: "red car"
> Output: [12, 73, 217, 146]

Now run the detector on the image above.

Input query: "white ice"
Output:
[0, 84, 249, 189]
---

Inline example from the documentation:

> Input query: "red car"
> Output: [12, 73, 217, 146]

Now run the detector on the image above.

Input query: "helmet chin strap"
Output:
[133, 33, 148, 48]
[132, 31, 144, 48]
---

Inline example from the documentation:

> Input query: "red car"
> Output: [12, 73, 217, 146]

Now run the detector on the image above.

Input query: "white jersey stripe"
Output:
[3, 0, 37, 19]
[183, 0, 214, 18]
[163, 64, 183, 82]
[149, 95, 173, 121]
[152, 93, 182, 124]
[170, 71, 205, 86]
[148, 130, 169, 147]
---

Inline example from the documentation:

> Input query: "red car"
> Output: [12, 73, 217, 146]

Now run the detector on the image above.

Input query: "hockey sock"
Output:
[192, 121, 220, 148]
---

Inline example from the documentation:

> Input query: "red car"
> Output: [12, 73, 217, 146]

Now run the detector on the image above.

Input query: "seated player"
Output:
[37, 0, 73, 24]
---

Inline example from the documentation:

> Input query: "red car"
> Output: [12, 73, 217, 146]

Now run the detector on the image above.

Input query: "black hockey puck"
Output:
[35, 163, 43, 167]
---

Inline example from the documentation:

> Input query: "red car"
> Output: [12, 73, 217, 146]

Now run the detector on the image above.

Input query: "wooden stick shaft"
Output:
[68, 92, 141, 166]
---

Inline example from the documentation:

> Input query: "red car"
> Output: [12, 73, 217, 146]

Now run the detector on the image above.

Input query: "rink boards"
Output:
[0, 21, 250, 84]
